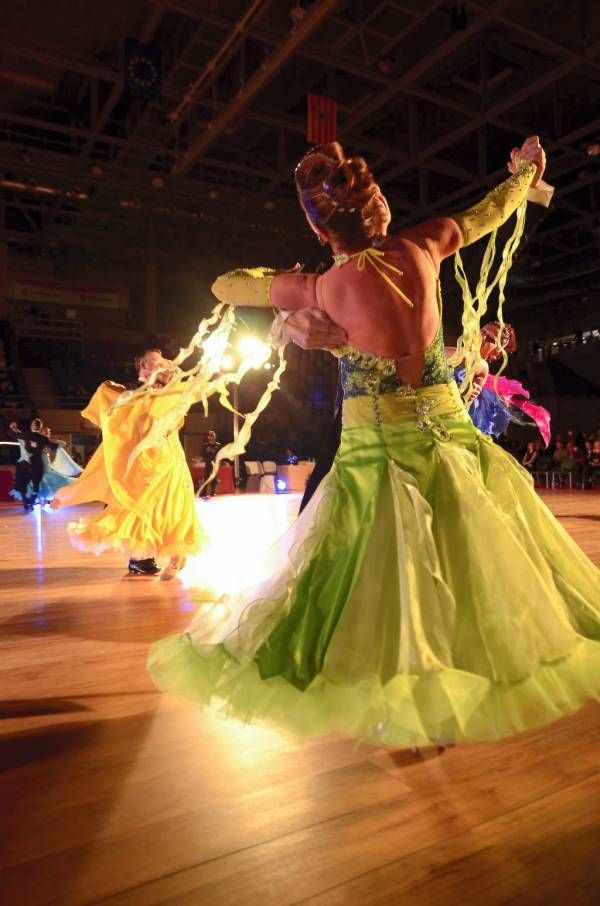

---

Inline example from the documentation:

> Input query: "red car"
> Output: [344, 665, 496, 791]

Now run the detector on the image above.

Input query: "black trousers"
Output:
[29, 457, 44, 496]
[203, 462, 218, 496]
[14, 461, 31, 499]
[299, 407, 342, 514]
[15, 458, 44, 505]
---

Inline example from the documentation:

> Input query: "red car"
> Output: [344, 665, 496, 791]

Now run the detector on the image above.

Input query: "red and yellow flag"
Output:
[307, 93, 337, 144]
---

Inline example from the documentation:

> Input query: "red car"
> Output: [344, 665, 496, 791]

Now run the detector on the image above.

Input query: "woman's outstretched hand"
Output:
[508, 135, 546, 186]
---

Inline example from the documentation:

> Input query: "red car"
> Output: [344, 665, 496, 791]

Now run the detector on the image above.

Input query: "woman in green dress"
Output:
[148, 137, 599, 748]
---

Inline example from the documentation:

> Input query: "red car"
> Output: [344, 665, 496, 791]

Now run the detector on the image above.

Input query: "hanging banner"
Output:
[307, 93, 337, 144]
[9, 274, 128, 310]
[124, 38, 162, 101]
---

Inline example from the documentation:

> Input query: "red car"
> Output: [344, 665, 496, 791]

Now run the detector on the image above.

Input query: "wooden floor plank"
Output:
[301, 778, 600, 906]
[1, 491, 599, 905]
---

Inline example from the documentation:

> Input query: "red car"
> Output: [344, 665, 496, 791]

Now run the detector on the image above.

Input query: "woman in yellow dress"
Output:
[53, 350, 204, 580]
[148, 136, 600, 748]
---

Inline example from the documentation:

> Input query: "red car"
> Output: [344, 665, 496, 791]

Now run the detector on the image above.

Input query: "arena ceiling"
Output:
[1, 0, 599, 308]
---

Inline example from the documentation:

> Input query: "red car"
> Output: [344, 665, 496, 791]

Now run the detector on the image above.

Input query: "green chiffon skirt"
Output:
[148, 382, 600, 747]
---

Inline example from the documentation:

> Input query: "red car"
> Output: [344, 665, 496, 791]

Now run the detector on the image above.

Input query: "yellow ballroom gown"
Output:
[54, 381, 204, 560]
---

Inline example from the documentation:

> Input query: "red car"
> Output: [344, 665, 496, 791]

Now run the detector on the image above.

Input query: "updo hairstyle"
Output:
[294, 142, 380, 246]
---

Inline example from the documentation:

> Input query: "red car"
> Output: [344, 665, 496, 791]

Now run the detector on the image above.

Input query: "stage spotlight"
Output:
[276, 478, 287, 493]
[238, 336, 270, 367]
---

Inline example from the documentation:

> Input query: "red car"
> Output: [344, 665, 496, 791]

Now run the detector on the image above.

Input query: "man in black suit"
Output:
[7, 418, 58, 511]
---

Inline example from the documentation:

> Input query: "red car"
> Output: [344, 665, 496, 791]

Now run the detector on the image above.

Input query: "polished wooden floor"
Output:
[1, 491, 599, 906]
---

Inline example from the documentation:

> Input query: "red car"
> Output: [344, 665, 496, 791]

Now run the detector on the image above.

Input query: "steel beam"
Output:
[172, 0, 343, 176]
[341, 0, 515, 135]
[168, 0, 272, 125]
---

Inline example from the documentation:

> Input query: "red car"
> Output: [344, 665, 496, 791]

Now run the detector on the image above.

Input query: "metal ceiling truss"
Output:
[1, 0, 599, 303]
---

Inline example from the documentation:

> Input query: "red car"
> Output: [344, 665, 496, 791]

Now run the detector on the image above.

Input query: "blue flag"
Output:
[124, 38, 162, 101]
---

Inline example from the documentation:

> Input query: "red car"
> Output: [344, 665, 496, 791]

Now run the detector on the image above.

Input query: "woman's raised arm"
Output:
[407, 136, 544, 266]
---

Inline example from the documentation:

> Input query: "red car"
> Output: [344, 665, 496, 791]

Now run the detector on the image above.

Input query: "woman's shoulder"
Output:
[395, 217, 463, 262]
[376, 231, 435, 262]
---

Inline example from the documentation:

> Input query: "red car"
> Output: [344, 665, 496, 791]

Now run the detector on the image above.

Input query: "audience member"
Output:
[522, 442, 538, 471]
[552, 440, 569, 468]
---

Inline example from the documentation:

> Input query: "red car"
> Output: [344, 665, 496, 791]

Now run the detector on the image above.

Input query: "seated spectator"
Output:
[522, 442, 538, 471]
[552, 440, 570, 468]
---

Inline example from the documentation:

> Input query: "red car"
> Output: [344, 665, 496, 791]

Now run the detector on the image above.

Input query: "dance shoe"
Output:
[160, 557, 186, 581]
[127, 558, 161, 576]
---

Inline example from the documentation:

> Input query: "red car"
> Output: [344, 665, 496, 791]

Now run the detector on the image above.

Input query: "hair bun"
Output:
[315, 149, 376, 214]
[338, 156, 374, 207]
[295, 142, 380, 241]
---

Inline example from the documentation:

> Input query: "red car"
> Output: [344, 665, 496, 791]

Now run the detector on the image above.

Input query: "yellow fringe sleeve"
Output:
[452, 160, 536, 247]
[211, 267, 275, 307]
[449, 167, 533, 397]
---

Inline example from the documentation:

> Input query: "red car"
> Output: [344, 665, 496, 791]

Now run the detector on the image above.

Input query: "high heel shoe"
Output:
[160, 556, 186, 581]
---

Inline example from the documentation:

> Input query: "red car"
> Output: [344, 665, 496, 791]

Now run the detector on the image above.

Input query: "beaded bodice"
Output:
[339, 316, 452, 400]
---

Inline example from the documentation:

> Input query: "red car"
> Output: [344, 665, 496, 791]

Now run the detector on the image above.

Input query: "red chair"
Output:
[217, 464, 235, 494]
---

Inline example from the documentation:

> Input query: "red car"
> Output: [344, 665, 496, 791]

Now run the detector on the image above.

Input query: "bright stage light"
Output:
[237, 336, 270, 368]
[276, 478, 287, 492]
[179, 493, 302, 596]
[220, 353, 234, 371]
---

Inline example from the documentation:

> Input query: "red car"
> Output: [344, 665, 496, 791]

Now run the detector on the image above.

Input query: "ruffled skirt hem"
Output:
[67, 520, 203, 560]
[147, 384, 600, 746]
[148, 633, 600, 748]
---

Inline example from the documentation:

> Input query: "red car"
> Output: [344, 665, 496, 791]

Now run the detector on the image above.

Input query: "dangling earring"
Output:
[317, 234, 326, 245]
